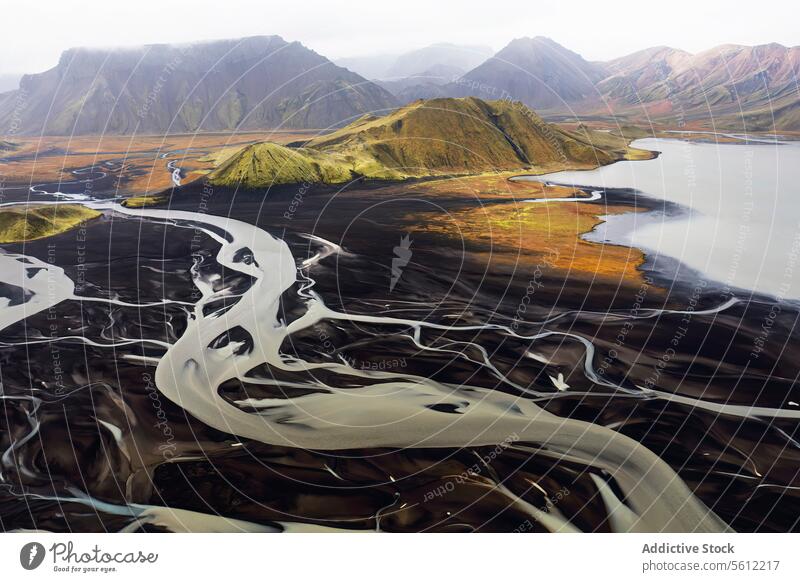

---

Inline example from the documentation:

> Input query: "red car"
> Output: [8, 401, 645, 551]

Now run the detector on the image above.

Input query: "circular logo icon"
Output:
[19, 542, 46, 570]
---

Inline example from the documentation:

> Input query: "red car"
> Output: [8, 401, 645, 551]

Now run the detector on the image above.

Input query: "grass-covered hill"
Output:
[209, 97, 652, 188]
[0, 204, 101, 243]
[207, 142, 366, 189]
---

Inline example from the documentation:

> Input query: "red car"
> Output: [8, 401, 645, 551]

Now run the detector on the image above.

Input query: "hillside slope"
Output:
[208, 142, 363, 188]
[596, 43, 800, 129]
[0, 205, 101, 243]
[210, 97, 650, 188]
[448, 37, 607, 109]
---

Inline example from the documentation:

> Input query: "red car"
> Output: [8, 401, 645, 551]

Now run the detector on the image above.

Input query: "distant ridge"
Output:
[337, 43, 492, 81]
[448, 37, 606, 109]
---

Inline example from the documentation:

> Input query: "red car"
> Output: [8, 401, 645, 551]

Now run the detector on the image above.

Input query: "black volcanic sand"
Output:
[0, 161, 127, 202]
[0, 177, 798, 533]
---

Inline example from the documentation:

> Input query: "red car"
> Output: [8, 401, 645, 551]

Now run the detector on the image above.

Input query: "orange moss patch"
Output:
[399, 173, 651, 287]
[0, 131, 319, 196]
[403, 172, 586, 199]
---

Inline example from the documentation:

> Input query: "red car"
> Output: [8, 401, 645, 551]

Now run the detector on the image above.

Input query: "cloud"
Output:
[1, 0, 796, 74]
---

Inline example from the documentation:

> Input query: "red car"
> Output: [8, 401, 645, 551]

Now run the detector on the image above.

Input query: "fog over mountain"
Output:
[0, 36, 397, 135]
[336, 43, 492, 81]
[0, 74, 21, 93]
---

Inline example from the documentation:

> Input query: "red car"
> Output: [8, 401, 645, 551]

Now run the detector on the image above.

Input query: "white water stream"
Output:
[0, 163, 745, 532]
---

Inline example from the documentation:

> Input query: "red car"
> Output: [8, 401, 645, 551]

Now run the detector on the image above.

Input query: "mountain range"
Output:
[596, 43, 800, 129]
[0, 35, 396, 135]
[413, 38, 800, 130]
[1, 35, 798, 135]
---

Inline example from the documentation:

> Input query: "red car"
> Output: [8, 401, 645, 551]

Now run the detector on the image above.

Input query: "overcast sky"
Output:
[1, 0, 797, 75]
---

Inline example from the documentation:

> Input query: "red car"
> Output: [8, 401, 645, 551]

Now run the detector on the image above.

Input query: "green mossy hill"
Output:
[122, 194, 168, 208]
[210, 97, 653, 188]
[306, 96, 631, 171]
[208, 142, 365, 188]
[557, 125, 655, 160]
[0, 204, 101, 243]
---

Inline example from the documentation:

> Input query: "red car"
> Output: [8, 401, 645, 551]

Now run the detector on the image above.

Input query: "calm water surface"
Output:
[541, 137, 800, 300]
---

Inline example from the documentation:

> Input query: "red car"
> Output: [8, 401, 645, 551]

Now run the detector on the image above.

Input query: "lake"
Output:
[538, 137, 800, 301]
